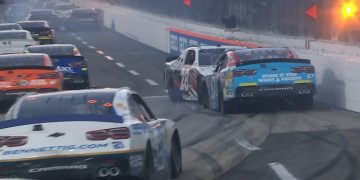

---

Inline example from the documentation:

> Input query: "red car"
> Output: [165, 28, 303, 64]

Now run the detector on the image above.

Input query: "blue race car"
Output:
[25, 44, 90, 90]
[203, 48, 316, 113]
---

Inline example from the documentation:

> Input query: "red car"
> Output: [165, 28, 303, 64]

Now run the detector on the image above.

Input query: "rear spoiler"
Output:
[237, 58, 311, 66]
[0, 114, 124, 129]
[0, 66, 55, 71]
[24, 27, 52, 32]
[50, 55, 86, 61]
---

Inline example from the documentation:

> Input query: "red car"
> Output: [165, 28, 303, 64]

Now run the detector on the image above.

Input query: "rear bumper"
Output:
[63, 75, 90, 89]
[0, 152, 145, 180]
[235, 83, 316, 98]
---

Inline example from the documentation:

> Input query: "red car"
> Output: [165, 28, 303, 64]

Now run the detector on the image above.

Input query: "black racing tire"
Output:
[219, 89, 237, 114]
[202, 84, 210, 109]
[167, 80, 182, 102]
[294, 94, 314, 110]
[170, 133, 182, 178]
[143, 144, 155, 180]
[197, 78, 203, 105]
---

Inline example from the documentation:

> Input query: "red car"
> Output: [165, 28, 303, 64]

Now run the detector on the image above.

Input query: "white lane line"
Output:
[128, 70, 140, 76]
[164, 90, 168, 93]
[116, 62, 125, 68]
[88, 46, 96, 49]
[82, 41, 88, 45]
[75, 36, 82, 41]
[269, 162, 298, 180]
[235, 138, 262, 151]
[105, 56, 114, 60]
[145, 79, 159, 86]
[96, 50, 104, 55]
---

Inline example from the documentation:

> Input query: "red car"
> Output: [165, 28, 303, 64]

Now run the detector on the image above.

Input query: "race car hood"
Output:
[195, 65, 216, 76]
[0, 115, 139, 162]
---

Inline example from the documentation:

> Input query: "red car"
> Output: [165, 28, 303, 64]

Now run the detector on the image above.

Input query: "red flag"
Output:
[184, 0, 191, 7]
[305, 4, 318, 19]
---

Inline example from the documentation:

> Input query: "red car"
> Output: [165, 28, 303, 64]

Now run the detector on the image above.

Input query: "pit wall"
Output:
[72, 0, 360, 113]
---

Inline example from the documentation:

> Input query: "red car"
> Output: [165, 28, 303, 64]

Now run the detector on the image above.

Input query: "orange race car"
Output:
[0, 53, 63, 101]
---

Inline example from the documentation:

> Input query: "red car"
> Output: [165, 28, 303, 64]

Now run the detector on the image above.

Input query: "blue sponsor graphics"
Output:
[3, 143, 114, 155]
[131, 123, 148, 135]
[169, 31, 227, 56]
[50, 56, 88, 77]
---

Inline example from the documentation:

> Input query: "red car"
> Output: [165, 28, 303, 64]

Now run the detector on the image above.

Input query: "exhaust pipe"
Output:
[110, 167, 121, 176]
[98, 168, 110, 177]
[298, 89, 304, 94]
[74, 79, 85, 83]
[304, 89, 310, 94]
[248, 92, 254, 97]
[241, 92, 248, 97]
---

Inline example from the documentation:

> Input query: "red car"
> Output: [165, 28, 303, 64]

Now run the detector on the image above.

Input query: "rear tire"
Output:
[170, 134, 182, 178]
[219, 90, 237, 114]
[294, 94, 314, 110]
[143, 144, 155, 180]
[202, 84, 209, 109]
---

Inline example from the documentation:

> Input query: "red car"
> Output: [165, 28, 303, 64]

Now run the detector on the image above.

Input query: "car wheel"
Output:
[294, 94, 314, 110]
[219, 89, 236, 114]
[143, 145, 155, 180]
[170, 135, 182, 178]
[202, 84, 209, 108]
[168, 80, 182, 102]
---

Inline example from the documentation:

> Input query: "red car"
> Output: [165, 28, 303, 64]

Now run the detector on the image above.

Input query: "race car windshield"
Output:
[0, 55, 46, 68]
[54, 4, 76, 10]
[27, 46, 74, 56]
[0, 24, 21, 30]
[17, 93, 116, 119]
[235, 49, 298, 62]
[198, 49, 226, 65]
[0, 32, 26, 40]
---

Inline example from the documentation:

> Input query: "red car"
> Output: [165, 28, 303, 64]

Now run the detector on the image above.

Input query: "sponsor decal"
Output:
[57, 66, 74, 73]
[29, 79, 47, 86]
[28, 165, 87, 173]
[2, 142, 124, 155]
[258, 73, 301, 83]
[131, 124, 148, 135]
[259, 87, 293, 92]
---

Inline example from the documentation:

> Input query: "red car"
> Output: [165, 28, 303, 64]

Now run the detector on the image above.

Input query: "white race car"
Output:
[2, 88, 182, 180]
[0, 30, 38, 54]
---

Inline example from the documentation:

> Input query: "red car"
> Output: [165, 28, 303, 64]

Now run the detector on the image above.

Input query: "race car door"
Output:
[128, 94, 170, 171]
[179, 50, 197, 100]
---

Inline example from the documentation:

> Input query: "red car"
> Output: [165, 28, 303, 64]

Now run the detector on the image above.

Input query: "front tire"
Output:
[219, 89, 237, 114]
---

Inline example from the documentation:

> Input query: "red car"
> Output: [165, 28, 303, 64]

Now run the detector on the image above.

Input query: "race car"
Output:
[164, 45, 246, 102]
[25, 9, 60, 29]
[202, 47, 316, 113]
[0, 23, 23, 31]
[2, 88, 182, 180]
[25, 44, 90, 90]
[52, 2, 77, 19]
[0, 30, 38, 54]
[66, 8, 103, 30]
[0, 53, 63, 101]
[18, 21, 55, 45]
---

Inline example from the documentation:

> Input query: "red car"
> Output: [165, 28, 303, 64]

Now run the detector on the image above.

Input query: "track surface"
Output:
[26, 29, 360, 180]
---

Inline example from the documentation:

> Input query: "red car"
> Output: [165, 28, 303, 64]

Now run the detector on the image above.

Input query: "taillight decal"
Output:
[37, 72, 59, 79]
[291, 66, 315, 73]
[0, 136, 28, 148]
[233, 69, 257, 77]
[86, 127, 130, 141]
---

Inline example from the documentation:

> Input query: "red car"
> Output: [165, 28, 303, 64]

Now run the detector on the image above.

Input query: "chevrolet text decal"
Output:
[2, 141, 125, 155]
